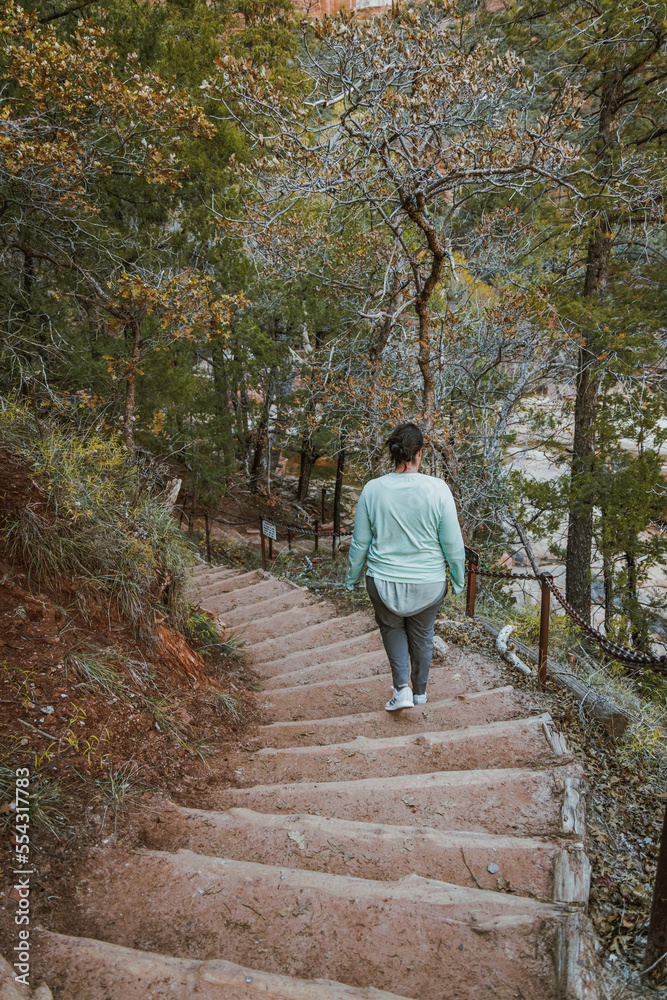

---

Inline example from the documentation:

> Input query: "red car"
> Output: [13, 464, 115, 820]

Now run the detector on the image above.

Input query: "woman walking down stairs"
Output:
[30, 564, 600, 1000]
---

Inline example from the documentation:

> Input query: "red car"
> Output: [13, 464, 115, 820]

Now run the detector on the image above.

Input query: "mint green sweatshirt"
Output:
[345, 473, 466, 593]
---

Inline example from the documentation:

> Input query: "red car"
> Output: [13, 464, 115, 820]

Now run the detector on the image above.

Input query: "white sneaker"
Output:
[413, 693, 427, 706]
[385, 686, 414, 711]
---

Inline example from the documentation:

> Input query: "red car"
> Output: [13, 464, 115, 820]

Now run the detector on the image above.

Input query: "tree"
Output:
[486, 0, 667, 619]
[101, 270, 243, 454]
[0, 3, 215, 391]
[593, 374, 667, 646]
[211, 1, 580, 494]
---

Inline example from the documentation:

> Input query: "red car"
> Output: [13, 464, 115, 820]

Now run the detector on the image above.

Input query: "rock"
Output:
[433, 636, 449, 659]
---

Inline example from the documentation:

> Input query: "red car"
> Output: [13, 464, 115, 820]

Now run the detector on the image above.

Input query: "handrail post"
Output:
[269, 534, 273, 561]
[465, 547, 478, 618]
[259, 518, 267, 572]
[204, 513, 211, 564]
[287, 528, 292, 551]
[645, 801, 667, 984]
[321, 487, 326, 523]
[538, 574, 552, 687]
[314, 520, 319, 554]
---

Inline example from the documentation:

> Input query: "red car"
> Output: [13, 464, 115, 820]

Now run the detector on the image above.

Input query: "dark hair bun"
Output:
[386, 423, 424, 466]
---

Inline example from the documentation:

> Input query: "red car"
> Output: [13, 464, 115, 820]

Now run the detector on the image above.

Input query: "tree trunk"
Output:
[249, 431, 265, 494]
[297, 435, 319, 502]
[233, 351, 251, 469]
[565, 332, 602, 619]
[603, 550, 614, 632]
[367, 272, 402, 476]
[415, 297, 460, 497]
[249, 388, 273, 494]
[211, 344, 236, 479]
[333, 431, 346, 552]
[565, 67, 622, 619]
[402, 195, 460, 497]
[123, 318, 143, 456]
[624, 550, 645, 647]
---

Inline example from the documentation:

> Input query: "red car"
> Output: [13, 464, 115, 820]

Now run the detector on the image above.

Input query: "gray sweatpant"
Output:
[366, 576, 445, 695]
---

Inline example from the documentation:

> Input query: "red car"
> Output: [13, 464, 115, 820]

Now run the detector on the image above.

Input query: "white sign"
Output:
[262, 520, 277, 540]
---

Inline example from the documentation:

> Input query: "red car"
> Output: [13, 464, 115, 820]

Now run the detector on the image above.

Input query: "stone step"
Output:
[259, 666, 485, 722]
[211, 764, 585, 839]
[223, 589, 314, 627]
[254, 632, 384, 675]
[260, 642, 489, 687]
[195, 568, 265, 594]
[228, 716, 568, 787]
[64, 849, 585, 1000]
[199, 577, 293, 607]
[189, 568, 243, 589]
[191, 564, 239, 579]
[245, 611, 375, 663]
[138, 804, 590, 903]
[34, 931, 415, 1000]
[239, 603, 341, 646]
[258, 686, 525, 746]
[261, 649, 388, 689]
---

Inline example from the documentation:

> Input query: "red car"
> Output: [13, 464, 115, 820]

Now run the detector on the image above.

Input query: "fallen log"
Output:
[495, 624, 532, 676]
[477, 617, 630, 738]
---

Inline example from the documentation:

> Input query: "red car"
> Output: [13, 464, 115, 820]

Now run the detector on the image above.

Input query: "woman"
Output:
[346, 423, 465, 710]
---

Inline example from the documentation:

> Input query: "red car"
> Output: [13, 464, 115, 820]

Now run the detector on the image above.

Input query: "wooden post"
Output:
[204, 514, 211, 563]
[645, 802, 667, 984]
[538, 574, 552, 687]
[269, 535, 273, 561]
[321, 487, 326, 523]
[332, 432, 346, 561]
[288, 528, 292, 551]
[260, 519, 267, 571]
[466, 565, 477, 618]
[314, 520, 319, 554]
[465, 548, 479, 618]
[190, 476, 197, 532]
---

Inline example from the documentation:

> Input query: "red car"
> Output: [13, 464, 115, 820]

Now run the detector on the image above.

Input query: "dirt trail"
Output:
[31, 566, 601, 999]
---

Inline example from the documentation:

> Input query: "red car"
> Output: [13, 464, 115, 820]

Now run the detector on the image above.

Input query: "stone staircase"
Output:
[33, 565, 599, 999]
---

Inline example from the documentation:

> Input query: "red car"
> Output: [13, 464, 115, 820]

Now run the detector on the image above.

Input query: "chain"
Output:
[206, 515, 259, 527]
[465, 553, 667, 670]
[205, 513, 352, 538]
[473, 567, 536, 582]
[546, 577, 667, 669]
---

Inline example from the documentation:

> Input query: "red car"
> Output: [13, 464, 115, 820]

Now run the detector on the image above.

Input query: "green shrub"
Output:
[508, 601, 576, 650]
[0, 766, 66, 837]
[184, 608, 245, 659]
[0, 399, 193, 637]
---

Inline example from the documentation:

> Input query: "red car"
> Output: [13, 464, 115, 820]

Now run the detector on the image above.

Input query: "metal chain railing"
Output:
[188, 508, 353, 567]
[465, 547, 667, 678]
[546, 577, 667, 669]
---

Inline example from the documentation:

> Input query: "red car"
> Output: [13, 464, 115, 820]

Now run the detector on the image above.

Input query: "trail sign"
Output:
[262, 520, 277, 540]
